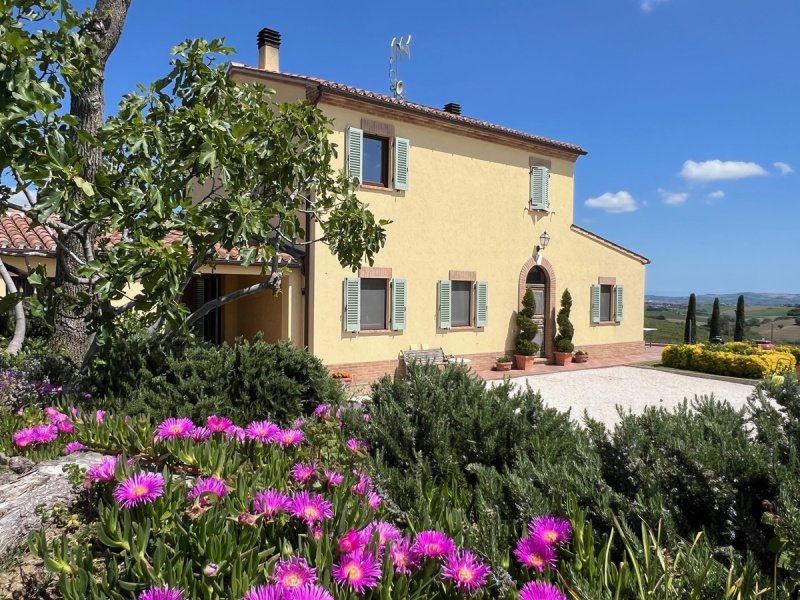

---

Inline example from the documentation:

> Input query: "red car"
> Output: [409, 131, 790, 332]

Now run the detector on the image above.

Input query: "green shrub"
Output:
[88, 334, 343, 424]
[514, 288, 539, 356]
[554, 289, 575, 353]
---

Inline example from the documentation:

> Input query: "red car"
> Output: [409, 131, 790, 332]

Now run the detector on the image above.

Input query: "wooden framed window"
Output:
[343, 276, 406, 333]
[346, 121, 409, 191]
[438, 278, 488, 330]
[591, 282, 624, 324]
[362, 135, 389, 187]
[360, 277, 387, 330]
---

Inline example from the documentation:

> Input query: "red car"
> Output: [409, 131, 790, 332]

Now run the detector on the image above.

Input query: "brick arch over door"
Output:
[517, 257, 557, 360]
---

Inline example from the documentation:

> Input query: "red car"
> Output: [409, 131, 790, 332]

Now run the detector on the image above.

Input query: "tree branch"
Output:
[0, 259, 26, 355]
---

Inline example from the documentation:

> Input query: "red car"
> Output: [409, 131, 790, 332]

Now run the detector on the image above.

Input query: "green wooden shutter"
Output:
[346, 127, 363, 184]
[344, 277, 361, 332]
[394, 137, 410, 191]
[615, 284, 624, 323]
[591, 284, 601, 324]
[530, 166, 550, 210]
[391, 278, 407, 331]
[438, 280, 451, 329]
[475, 281, 488, 328]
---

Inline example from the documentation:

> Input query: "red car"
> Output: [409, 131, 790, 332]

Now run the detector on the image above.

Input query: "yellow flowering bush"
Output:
[662, 343, 796, 379]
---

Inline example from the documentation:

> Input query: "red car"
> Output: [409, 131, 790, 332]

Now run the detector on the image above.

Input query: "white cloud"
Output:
[680, 160, 767, 182]
[658, 188, 688, 205]
[774, 161, 794, 175]
[584, 191, 638, 213]
[707, 190, 725, 199]
[641, 0, 669, 12]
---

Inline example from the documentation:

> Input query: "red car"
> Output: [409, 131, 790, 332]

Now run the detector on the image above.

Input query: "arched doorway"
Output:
[525, 266, 547, 357]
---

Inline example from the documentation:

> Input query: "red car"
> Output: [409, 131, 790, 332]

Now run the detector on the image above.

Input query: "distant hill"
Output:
[646, 292, 800, 306]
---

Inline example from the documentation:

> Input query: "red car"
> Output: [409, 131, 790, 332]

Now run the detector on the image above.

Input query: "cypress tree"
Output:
[709, 297, 721, 340]
[734, 295, 746, 341]
[684, 293, 697, 344]
[515, 288, 539, 356]
[554, 289, 575, 352]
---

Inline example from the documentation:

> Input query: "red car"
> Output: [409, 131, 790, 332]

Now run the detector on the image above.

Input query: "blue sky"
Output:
[80, 1, 800, 295]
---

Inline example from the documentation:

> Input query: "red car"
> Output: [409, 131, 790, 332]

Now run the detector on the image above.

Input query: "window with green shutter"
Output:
[475, 281, 488, 328]
[591, 284, 601, 324]
[438, 280, 452, 329]
[615, 285, 624, 322]
[529, 165, 550, 211]
[591, 283, 624, 324]
[346, 127, 363, 184]
[344, 278, 361, 332]
[391, 279, 407, 331]
[394, 137, 410, 190]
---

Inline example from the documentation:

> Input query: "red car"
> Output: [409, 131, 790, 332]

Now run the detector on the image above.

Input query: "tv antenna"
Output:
[389, 35, 411, 99]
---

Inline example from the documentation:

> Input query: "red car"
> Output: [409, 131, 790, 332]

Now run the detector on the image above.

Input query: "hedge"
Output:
[662, 343, 796, 379]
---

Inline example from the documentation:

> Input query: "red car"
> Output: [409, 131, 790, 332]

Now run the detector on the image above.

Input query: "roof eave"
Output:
[570, 224, 650, 265]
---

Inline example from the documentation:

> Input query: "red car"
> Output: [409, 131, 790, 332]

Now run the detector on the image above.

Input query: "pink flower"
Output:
[338, 529, 367, 554]
[238, 511, 257, 526]
[203, 563, 219, 577]
[363, 413, 371, 423]
[95, 410, 106, 423]
[442, 549, 491, 594]
[45, 407, 69, 423]
[351, 471, 372, 495]
[286, 584, 333, 600]
[324, 470, 344, 486]
[293, 417, 305, 428]
[291, 462, 317, 484]
[367, 491, 382, 510]
[273, 556, 317, 590]
[155, 417, 195, 441]
[188, 477, 228, 505]
[191, 426, 212, 442]
[246, 420, 280, 443]
[514, 536, 557, 571]
[412, 530, 455, 559]
[85, 455, 119, 484]
[519, 581, 568, 600]
[14, 424, 60, 447]
[346, 438, 367, 453]
[332, 549, 382, 593]
[56, 420, 74, 433]
[364, 521, 402, 546]
[12, 427, 35, 447]
[138, 584, 185, 600]
[313, 404, 331, 418]
[242, 584, 283, 600]
[275, 429, 305, 447]
[225, 425, 246, 442]
[64, 441, 87, 454]
[113, 472, 165, 509]
[390, 537, 418, 575]
[288, 491, 333, 525]
[528, 515, 572, 547]
[253, 489, 291, 517]
[207, 415, 232, 432]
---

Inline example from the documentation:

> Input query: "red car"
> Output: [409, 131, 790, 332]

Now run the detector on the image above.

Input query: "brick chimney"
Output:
[257, 28, 281, 71]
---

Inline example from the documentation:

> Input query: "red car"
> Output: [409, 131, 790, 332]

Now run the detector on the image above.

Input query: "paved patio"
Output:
[476, 344, 666, 381]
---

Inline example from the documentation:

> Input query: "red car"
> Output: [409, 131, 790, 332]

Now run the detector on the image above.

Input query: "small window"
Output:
[360, 278, 387, 330]
[451, 281, 471, 327]
[600, 284, 614, 322]
[362, 135, 389, 187]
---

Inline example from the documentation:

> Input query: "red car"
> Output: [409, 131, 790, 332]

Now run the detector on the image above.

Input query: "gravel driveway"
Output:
[487, 366, 756, 427]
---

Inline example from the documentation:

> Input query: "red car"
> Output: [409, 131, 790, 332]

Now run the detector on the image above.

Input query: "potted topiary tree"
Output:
[553, 289, 574, 366]
[514, 288, 539, 370]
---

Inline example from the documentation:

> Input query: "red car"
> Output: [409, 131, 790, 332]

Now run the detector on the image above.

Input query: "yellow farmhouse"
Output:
[0, 27, 649, 384]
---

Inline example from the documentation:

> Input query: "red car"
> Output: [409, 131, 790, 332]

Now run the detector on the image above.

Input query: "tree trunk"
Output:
[51, 0, 132, 364]
[0, 259, 25, 354]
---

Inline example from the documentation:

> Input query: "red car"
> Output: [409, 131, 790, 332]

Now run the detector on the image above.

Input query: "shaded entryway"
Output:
[518, 257, 556, 359]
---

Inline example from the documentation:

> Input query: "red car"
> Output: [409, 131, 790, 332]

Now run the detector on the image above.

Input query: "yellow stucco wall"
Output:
[300, 102, 646, 363]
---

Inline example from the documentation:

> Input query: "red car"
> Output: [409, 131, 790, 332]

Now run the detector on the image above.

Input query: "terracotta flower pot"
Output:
[514, 354, 536, 370]
[573, 354, 588, 363]
[494, 361, 512, 372]
[553, 351, 572, 366]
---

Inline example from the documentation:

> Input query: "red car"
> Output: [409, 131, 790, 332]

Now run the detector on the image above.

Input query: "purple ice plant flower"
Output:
[56, 420, 74, 433]
[346, 438, 368, 453]
[246, 420, 280, 443]
[225, 425, 246, 442]
[291, 462, 317, 484]
[389, 536, 418, 575]
[206, 415, 233, 432]
[351, 471, 372, 496]
[288, 491, 333, 525]
[313, 404, 331, 418]
[442, 549, 491, 595]
[332, 549, 382, 594]
[323, 469, 344, 486]
[275, 428, 305, 447]
[95, 409, 105, 423]
[272, 556, 317, 590]
[191, 426, 212, 442]
[338, 529, 367, 554]
[188, 476, 228, 505]
[64, 441, 87, 454]
[154, 417, 195, 441]
[138, 584, 185, 600]
[411, 530, 456, 560]
[113, 472, 165, 509]
[14, 424, 59, 447]
[514, 536, 557, 572]
[286, 584, 334, 600]
[85, 455, 120, 485]
[364, 520, 402, 546]
[45, 407, 69, 423]
[253, 489, 291, 517]
[519, 581, 568, 600]
[528, 515, 572, 547]
[367, 491, 382, 510]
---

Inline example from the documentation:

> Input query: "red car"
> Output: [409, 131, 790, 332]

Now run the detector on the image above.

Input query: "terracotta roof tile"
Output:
[229, 64, 587, 156]
[0, 212, 299, 266]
